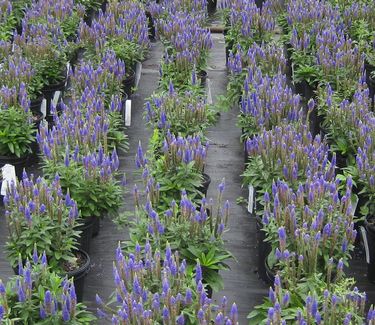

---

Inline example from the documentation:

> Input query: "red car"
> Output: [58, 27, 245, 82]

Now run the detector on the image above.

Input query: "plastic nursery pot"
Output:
[83, 8, 95, 26]
[264, 255, 276, 286]
[66, 249, 91, 303]
[368, 74, 375, 110]
[0, 155, 28, 180]
[70, 48, 86, 72]
[100, 0, 108, 13]
[207, 0, 217, 15]
[30, 95, 44, 115]
[145, 10, 156, 40]
[255, 0, 264, 9]
[256, 215, 272, 284]
[28, 111, 44, 165]
[225, 40, 234, 64]
[92, 216, 101, 237]
[12, 250, 90, 302]
[198, 173, 211, 197]
[76, 217, 95, 254]
[198, 70, 208, 89]
[122, 69, 136, 97]
[42, 76, 67, 126]
[364, 216, 375, 283]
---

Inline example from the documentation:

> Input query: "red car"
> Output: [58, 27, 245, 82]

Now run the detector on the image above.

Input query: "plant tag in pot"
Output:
[207, 79, 213, 104]
[52, 91, 61, 108]
[135, 62, 142, 88]
[41, 99, 47, 117]
[1, 164, 16, 195]
[247, 184, 254, 214]
[125, 100, 131, 126]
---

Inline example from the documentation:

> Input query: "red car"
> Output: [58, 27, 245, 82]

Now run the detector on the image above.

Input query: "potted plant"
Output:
[261, 177, 357, 285]
[243, 124, 334, 212]
[0, 86, 35, 178]
[4, 172, 91, 301]
[355, 119, 375, 282]
[96, 244, 238, 324]
[136, 133, 209, 208]
[68, 49, 126, 103]
[124, 180, 232, 294]
[41, 147, 124, 241]
[238, 71, 303, 143]
[0, 0, 16, 41]
[249, 273, 367, 324]
[144, 83, 217, 139]
[0, 249, 95, 321]
[13, 32, 68, 124]
[0, 53, 44, 114]
[318, 84, 371, 169]
[221, 42, 287, 110]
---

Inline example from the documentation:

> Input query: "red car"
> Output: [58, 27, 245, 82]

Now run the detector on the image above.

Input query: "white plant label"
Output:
[207, 79, 213, 105]
[52, 91, 61, 108]
[1, 164, 16, 195]
[41, 99, 47, 117]
[125, 100, 131, 126]
[247, 184, 254, 214]
[135, 62, 142, 88]
[360, 226, 370, 264]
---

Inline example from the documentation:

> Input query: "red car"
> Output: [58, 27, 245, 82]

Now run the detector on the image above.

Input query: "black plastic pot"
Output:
[12, 250, 90, 302]
[368, 75, 375, 110]
[28, 111, 44, 165]
[42, 76, 67, 126]
[207, 0, 217, 14]
[84, 8, 95, 26]
[256, 216, 272, 284]
[70, 48, 85, 72]
[309, 105, 323, 137]
[146, 10, 156, 40]
[66, 249, 91, 302]
[122, 69, 136, 97]
[199, 173, 211, 197]
[76, 217, 95, 254]
[225, 39, 234, 64]
[0, 155, 28, 180]
[255, 0, 264, 9]
[198, 70, 208, 89]
[363, 216, 375, 283]
[30, 96, 44, 115]
[264, 257, 275, 285]
[100, 0, 108, 13]
[92, 217, 101, 237]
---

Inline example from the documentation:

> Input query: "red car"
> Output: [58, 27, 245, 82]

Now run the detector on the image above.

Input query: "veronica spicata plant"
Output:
[0, 84, 35, 158]
[221, 41, 287, 110]
[144, 82, 217, 139]
[68, 50, 126, 101]
[319, 83, 371, 163]
[249, 273, 368, 324]
[136, 133, 208, 207]
[4, 172, 80, 271]
[0, 0, 16, 41]
[41, 146, 124, 219]
[125, 180, 232, 292]
[262, 176, 356, 281]
[224, 0, 276, 49]
[355, 116, 375, 217]
[243, 124, 335, 207]
[37, 88, 128, 155]
[0, 250, 95, 323]
[239, 71, 304, 141]
[96, 243, 238, 324]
